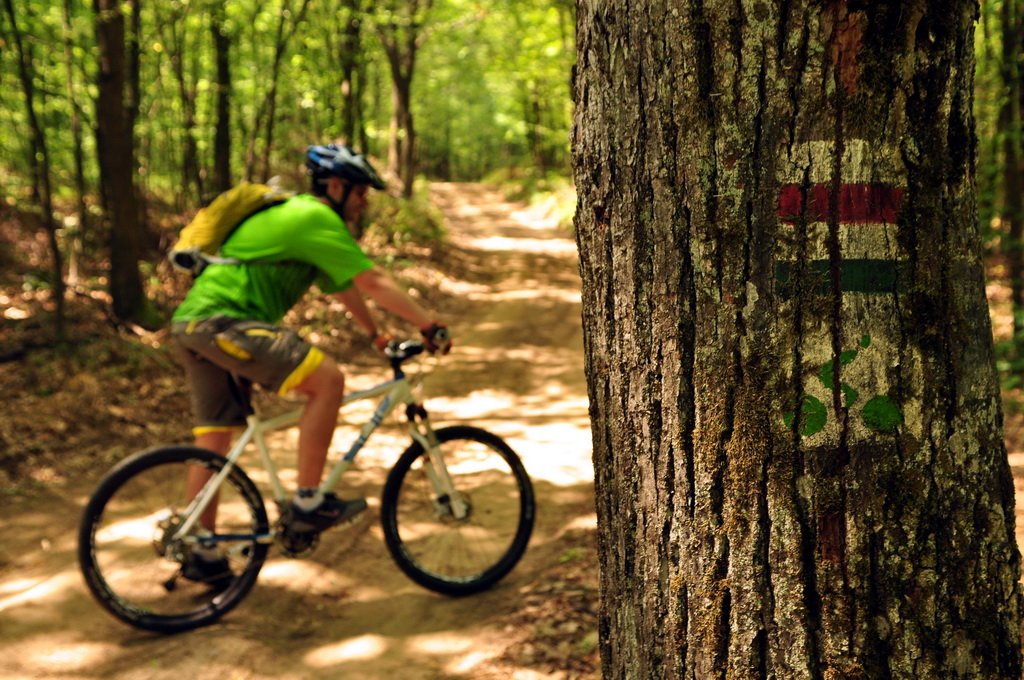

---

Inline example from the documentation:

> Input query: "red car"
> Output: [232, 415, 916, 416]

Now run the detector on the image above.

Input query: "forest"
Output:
[1, 0, 574, 333]
[2, 0, 1024, 678]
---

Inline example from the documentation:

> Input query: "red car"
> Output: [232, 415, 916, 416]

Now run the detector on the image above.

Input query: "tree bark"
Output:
[211, 3, 232, 194]
[4, 0, 66, 338]
[333, 0, 365, 147]
[376, 0, 431, 199]
[1002, 0, 1024, 334]
[125, 0, 146, 226]
[94, 0, 152, 326]
[248, 0, 312, 182]
[161, 2, 204, 202]
[573, 2, 1023, 678]
[63, 0, 91, 286]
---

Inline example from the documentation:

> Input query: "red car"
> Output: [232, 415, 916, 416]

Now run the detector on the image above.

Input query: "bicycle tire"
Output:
[380, 425, 535, 595]
[77, 446, 269, 633]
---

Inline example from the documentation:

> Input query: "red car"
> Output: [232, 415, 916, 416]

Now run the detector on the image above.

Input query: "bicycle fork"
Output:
[407, 408, 470, 521]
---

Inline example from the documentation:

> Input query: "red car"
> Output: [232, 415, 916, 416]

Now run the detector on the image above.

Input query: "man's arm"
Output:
[351, 266, 434, 329]
[334, 286, 380, 337]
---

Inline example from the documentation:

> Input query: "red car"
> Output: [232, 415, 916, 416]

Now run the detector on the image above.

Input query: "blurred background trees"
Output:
[0, 0, 1020, 351]
[0, 0, 574, 327]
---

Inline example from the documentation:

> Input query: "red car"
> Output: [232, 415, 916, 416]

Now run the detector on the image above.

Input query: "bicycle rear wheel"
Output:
[381, 425, 535, 595]
[77, 446, 269, 633]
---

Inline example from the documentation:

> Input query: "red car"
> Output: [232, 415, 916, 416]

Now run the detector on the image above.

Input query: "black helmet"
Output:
[306, 144, 386, 191]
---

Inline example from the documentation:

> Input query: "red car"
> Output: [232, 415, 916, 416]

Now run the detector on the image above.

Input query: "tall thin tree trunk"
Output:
[63, 0, 90, 286]
[4, 0, 65, 339]
[377, 0, 430, 198]
[164, 6, 203, 202]
[336, 0, 364, 146]
[95, 0, 153, 327]
[1003, 0, 1024, 334]
[125, 0, 146, 228]
[242, 0, 311, 182]
[211, 4, 232, 194]
[383, 50, 416, 198]
[574, 2, 1023, 678]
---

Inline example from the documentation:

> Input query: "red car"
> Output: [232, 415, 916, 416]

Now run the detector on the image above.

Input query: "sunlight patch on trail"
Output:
[0, 572, 77, 613]
[13, 634, 116, 676]
[305, 634, 390, 666]
[465, 236, 577, 254]
[425, 391, 594, 486]
[466, 288, 581, 303]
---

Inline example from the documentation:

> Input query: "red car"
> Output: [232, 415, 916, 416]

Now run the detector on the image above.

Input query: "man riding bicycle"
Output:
[170, 144, 451, 584]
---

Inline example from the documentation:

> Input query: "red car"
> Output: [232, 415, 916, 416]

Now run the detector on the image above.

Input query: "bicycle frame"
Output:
[173, 368, 465, 544]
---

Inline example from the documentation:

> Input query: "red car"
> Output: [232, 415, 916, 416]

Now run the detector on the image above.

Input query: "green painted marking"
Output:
[818, 362, 834, 389]
[774, 260, 907, 299]
[784, 394, 827, 436]
[862, 395, 902, 432]
[818, 353, 860, 407]
[786, 334, 899, 437]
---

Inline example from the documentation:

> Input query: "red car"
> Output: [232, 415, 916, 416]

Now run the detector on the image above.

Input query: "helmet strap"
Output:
[339, 183, 354, 211]
[322, 181, 354, 220]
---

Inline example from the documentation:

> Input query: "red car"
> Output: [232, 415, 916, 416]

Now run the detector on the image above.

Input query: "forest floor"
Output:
[4, 183, 1024, 680]
[0, 183, 600, 679]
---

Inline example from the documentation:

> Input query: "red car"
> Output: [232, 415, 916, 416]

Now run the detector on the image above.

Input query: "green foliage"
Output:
[974, 0, 1021, 242]
[363, 179, 446, 246]
[0, 0, 574, 214]
[485, 168, 577, 232]
[415, 0, 574, 180]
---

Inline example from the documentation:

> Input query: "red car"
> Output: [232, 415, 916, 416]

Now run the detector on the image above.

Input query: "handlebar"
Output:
[385, 339, 426, 378]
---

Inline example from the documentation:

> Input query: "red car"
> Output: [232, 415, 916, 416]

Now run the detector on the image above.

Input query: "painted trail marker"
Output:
[776, 139, 922, 445]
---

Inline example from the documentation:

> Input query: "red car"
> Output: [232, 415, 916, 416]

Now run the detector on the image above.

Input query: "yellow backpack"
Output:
[169, 182, 294, 276]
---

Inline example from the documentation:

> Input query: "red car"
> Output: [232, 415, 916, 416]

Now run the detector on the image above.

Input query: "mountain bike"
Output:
[77, 339, 535, 633]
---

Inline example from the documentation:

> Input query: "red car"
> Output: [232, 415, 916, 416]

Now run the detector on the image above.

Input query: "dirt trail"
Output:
[0, 183, 596, 680]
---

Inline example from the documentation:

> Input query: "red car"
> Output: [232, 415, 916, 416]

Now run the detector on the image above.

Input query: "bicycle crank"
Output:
[273, 512, 320, 558]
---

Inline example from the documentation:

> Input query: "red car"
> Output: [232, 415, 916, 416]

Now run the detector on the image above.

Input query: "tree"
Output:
[243, 0, 312, 183]
[330, 0, 368, 149]
[1001, 0, 1023, 332]
[573, 2, 1023, 677]
[375, 0, 433, 198]
[62, 0, 92, 285]
[3, 0, 66, 337]
[158, 0, 205, 202]
[210, 1, 233, 194]
[94, 0, 155, 327]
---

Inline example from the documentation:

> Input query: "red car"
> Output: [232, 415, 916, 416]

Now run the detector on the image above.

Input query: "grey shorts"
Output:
[171, 316, 325, 433]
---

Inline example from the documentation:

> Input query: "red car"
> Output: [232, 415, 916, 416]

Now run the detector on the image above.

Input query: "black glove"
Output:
[420, 323, 452, 354]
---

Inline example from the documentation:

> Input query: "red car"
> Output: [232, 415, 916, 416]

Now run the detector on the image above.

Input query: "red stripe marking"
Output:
[778, 184, 904, 224]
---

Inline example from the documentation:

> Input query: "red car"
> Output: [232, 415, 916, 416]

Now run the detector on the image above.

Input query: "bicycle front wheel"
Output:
[77, 446, 269, 633]
[381, 425, 535, 596]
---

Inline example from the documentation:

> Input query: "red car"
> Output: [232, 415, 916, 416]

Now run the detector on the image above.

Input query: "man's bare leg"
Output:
[293, 357, 346, 489]
[187, 430, 233, 530]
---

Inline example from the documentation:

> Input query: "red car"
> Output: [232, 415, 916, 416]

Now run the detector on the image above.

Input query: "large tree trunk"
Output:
[95, 0, 152, 326]
[573, 2, 1023, 678]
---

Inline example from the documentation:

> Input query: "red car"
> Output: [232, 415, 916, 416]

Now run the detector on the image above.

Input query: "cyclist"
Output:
[169, 144, 451, 584]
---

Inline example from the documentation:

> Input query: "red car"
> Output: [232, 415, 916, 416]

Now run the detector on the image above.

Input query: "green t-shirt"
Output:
[173, 194, 374, 323]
